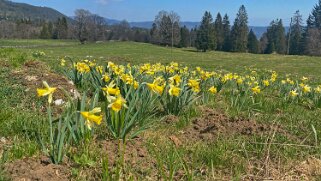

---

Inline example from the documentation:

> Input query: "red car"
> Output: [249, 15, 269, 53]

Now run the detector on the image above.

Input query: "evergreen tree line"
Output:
[1, 1, 321, 56]
[150, 1, 321, 56]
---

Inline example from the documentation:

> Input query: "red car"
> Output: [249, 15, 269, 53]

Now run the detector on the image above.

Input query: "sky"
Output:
[12, 0, 319, 26]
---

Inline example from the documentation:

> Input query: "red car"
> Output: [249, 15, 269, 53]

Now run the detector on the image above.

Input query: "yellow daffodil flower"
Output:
[108, 95, 127, 112]
[102, 74, 110, 82]
[301, 76, 308, 82]
[76, 62, 90, 73]
[289, 90, 298, 97]
[169, 85, 180, 97]
[263, 80, 270, 87]
[37, 81, 57, 104]
[169, 74, 181, 86]
[121, 74, 134, 85]
[107, 61, 116, 69]
[187, 79, 200, 93]
[237, 78, 244, 85]
[251, 86, 261, 94]
[303, 85, 311, 93]
[315, 86, 321, 93]
[299, 83, 305, 88]
[96, 66, 103, 74]
[208, 86, 217, 94]
[80, 107, 102, 130]
[133, 81, 139, 89]
[60, 59, 66, 66]
[102, 81, 120, 96]
[147, 82, 165, 95]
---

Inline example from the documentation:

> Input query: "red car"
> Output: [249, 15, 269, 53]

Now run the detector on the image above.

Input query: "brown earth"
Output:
[98, 137, 158, 179]
[0, 137, 9, 162]
[4, 157, 71, 181]
[172, 107, 298, 144]
[243, 157, 321, 180]
[11, 60, 79, 103]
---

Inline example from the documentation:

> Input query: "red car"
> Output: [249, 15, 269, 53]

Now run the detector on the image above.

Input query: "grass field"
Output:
[1, 40, 321, 180]
[2, 39, 321, 80]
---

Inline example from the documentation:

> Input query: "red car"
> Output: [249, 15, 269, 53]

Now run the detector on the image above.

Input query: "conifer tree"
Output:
[303, 0, 321, 55]
[214, 13, 224, 50]
[230, 5, 249, 52]
[195, 11, 216, 52]
[289, 10, 304, 55]
[222, 14, 231, 51]
[179, 25, 190, 47]
[265, 19, 286, 54]
[247, 29, 259, 53]
[150, 23, 160, 44]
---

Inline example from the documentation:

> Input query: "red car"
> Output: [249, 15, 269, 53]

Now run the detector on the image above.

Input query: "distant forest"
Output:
[1, 0, 321, 56]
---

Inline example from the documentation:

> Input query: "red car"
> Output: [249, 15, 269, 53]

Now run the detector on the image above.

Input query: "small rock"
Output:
[169, 135, 182, 147]
[54, 99, 65, 106]
[0, 137, 6, 143]
[68, 81, 74, 85]
[25, 75, 38, 81]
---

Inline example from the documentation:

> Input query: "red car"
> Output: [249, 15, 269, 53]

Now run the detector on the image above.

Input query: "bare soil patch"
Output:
[175, 107, 298, 144]
[11, 60, 79, 102]
[243, 157, 321, 180]
[98, 137, 157, 178]
[4, 157, 71, 181]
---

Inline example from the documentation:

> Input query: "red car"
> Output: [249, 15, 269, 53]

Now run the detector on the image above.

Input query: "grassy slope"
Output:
[0, 40, 321, 180]
[10, 40, 320, 82]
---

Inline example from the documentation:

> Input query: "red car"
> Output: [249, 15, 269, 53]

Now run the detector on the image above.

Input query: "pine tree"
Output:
[222, 14, 231, 51]
[195, 11, 216, 52]
[60, 17, 68, 39]
[190, 27, 197, 47]
[179, 25, 190, 47]
[214, 13, 224, 50]
[275, 20, 287, 54]
[247, 29, 259, 53]
[289, 10, 304, 55]
[265, 19, 286, 54]
[303, 0, 321, 55]
[259, 32, 268, 53]
[230, 5, 249, 52]
[150, 23, 159, 44]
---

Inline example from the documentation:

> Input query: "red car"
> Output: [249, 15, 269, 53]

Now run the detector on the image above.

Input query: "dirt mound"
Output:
[4, 157, 71, 181]
[286, 157, 321, 180]
[12, 60, 79, 102]
[99, 137, 153, 167]
[176, 108, 295, 143]
[247, 157, 321, 180]
[97, 137, 158, 179]
[0, 137, 9, 161]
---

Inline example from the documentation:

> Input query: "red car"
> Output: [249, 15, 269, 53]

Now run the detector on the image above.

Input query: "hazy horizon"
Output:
[10, 0, 319, 26]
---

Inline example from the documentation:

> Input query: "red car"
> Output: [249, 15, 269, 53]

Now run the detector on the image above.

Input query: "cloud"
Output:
[95, 0, 122, 5]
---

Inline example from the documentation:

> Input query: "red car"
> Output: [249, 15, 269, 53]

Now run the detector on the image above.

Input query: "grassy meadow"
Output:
[1, 40, 321, 180]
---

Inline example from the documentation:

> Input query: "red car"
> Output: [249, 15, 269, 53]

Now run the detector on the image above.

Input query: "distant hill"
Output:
[105, 18, 199, 30]
[0, 0, 287, 38]
[104, 19, 282, 38]
[0, 0, 73, 22]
